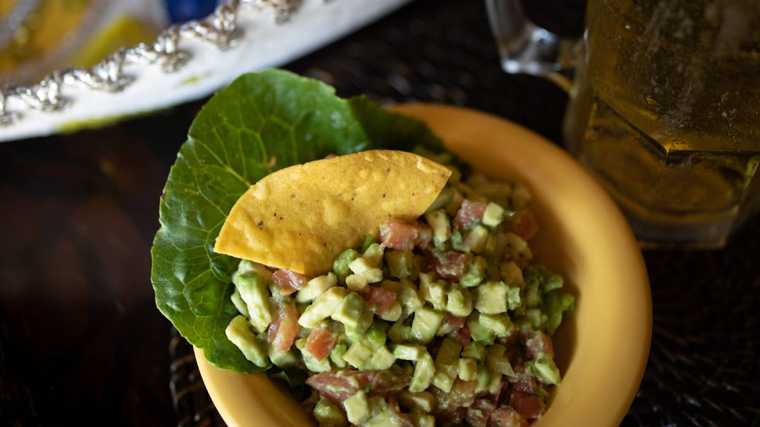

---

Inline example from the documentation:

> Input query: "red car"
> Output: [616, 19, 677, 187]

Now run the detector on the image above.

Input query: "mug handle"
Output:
[485, 0, 578, 92]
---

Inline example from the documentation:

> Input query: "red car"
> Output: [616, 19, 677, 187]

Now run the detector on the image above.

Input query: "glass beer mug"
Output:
[487, 0, 760, 248]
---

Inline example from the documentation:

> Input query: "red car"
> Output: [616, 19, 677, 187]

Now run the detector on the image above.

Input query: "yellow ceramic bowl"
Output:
[195, 103, 652, 427]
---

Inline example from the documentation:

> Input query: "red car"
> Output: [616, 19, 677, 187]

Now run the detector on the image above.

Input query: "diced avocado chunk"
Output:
[529, 354, 561, 385]
[345, 274, 368, 291]
[366, 397, 409, 427]
[333, 249, 359, 281]
[386, 250, 417, 280]
[344, 326, 365, 344]
[296, 338, 331, 372]
[413, 413, 436, 427]
[432, 338, 461, 393]
[486, 344, 514, 376]
[446, 287, 473, 317]
[434, 338, 462, 378]
[298, 287, 346, 328]
[464, 225, 489, 253]
[234, 260, 272, 283]
[506, 286, 522, 310]
[234, 273, 272, 333]
[331, 292, 373, 332]
[411, 307, 444, 344]
[349, 257, 383, 283]
[462, 342, 486, 360]
[450, 230, 468, 252]
[432, 371, 454, 393]
[360, 234, 376, 253]
[475, 281, 509, 314]
[479, 314, 514, 338]
[343, 391, 370, 425]
[379, 302, 403, 322]
[365, 408, 397, 427]
[458, 358, 478, 381]
[409, 352, 435, 392]
[366, 346, 395, 370]
[525, 265, 564, 293]
[525, 308, 547, 330]
[330, 343, 348, 369]
[342, 340, 374, 369]
[524, 280, 542, 308]
[399, 279, 423, 316]
[363, 243, 385, 267]
[314, 398, 348, 427]
[230, 289, 249, 317]
[225, 315, 269, 368]
[460, 256, 487, 288]
[425, 210, 451, 247]
[426, 186, 454, 212]
[435, 317, 458, 337]
[419, 273, 447, 311]
[467, 315, 495, 344]
[269, 348, 298, 368]
[543, 273, 564, 293]
[482, 202, 505, 227]
[399, 391, 435, 413]
[488, 372, 503, 394]
[388, 321, 413, 343]
[366, 322, 388, 348]
[393, 344, 426, 361]
[543, 291, 575, 335]
[475, 365, 490, 393]
[296, 273, 337, 303]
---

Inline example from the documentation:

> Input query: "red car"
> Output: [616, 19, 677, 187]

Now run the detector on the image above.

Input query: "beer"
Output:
[564, 0, 760, 246]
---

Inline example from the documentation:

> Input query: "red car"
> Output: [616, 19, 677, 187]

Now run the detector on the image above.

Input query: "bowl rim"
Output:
[195, 102, 653, 427]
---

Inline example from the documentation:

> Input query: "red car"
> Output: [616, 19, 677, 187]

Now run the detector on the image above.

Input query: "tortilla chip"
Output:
[214, 150, 451, 276]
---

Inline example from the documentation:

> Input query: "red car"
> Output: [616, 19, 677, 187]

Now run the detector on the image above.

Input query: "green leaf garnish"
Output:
[151, 69, 442, 372]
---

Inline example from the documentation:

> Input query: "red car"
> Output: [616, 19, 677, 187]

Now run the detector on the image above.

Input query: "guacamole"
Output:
[223, 155, 575, 427]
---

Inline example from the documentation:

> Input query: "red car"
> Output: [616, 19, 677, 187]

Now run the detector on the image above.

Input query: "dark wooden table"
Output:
[1, 1, 758, 426]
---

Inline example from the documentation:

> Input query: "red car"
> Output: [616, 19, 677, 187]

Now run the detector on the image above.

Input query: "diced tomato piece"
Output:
[512, 376, 538, 394]
[365, 369, 412, 394]
[305, 328, 336, 360]
[364, 286, 398, 315]
[435, 409, 467, 426]
[307, 370, 369, 402]
[455, 326, 471, 346]
[525, 332, 554, 359]
[489, 407, 529, 427]
[466, 399, 497, 427]
[432, 380, 476, 411]
[454, 199, 487, 229]
[387, 398, 414, 427]
[510, 391, 544, 420]
[451, 379, 477, 407]
[445, 314, 467, 329]
[510, 209, 538, 240]
[415, 224, 433, 249]
[380, 221, 419, 251]
[444, 314, 470, 346]
[271, 269, 307, 295]
[433, 251, 469, 279]
[307, 369, 410, 402]
[267, 303, 299, 352]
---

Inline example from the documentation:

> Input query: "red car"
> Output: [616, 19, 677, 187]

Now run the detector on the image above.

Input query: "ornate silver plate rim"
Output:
[0, 0, 411, 142]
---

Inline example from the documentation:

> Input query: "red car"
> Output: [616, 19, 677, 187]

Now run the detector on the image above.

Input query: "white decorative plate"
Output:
[0, 0, 411, 142]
